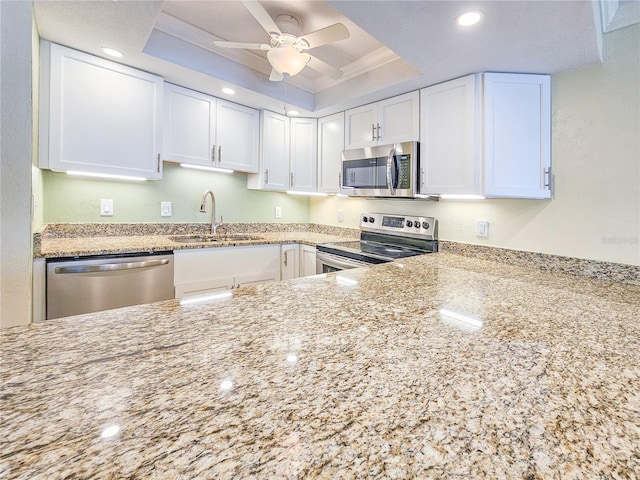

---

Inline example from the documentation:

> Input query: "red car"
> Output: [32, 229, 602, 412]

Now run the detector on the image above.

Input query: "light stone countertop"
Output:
[36, 230, 357, 258]
[2, 252, 639, 478]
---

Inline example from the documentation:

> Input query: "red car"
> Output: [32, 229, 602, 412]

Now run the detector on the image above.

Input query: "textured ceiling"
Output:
[34, 0, 606, 116]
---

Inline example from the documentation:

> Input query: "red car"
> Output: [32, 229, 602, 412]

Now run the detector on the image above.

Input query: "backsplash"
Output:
[40, 163, 311, 224]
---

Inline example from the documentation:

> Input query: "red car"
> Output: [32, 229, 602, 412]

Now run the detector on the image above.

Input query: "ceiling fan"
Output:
[213, 0, 350, 81]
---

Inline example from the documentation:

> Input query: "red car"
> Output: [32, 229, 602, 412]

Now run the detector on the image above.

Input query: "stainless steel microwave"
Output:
[340, 141, 418, 198]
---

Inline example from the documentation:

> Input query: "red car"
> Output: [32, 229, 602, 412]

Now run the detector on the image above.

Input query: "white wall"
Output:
[0, 1, 35, 327]
[311, 24, 640, 267]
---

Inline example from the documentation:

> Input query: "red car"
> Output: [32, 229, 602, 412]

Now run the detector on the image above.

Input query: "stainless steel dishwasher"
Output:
[46, 252, 174, 320]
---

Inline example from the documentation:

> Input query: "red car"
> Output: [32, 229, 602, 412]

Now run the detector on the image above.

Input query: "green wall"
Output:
[42, 163, 310, 224]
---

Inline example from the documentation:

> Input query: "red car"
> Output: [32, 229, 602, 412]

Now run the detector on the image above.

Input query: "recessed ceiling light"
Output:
[287, 110, 299, 116]
[456, 10, 483, 27]
[221, 87, 235, 95]
[101, 47, 123, 58]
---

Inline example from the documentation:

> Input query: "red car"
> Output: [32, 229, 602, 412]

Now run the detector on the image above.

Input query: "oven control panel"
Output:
[360, 212, 436, 239]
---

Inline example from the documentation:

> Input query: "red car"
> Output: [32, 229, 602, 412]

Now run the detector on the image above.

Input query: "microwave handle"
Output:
[386, 148, 398, 195]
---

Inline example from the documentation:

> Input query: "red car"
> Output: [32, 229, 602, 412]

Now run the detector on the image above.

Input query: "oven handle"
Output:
[386, 147, 398, 196]
[316, 251, 370, 270]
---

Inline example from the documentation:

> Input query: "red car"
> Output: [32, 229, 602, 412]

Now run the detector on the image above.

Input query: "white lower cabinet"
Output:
[281, 244, 317, 280]
[280, 244, 300, 281]
[174, 245, 280, 298]
[300, 245, 317, 277]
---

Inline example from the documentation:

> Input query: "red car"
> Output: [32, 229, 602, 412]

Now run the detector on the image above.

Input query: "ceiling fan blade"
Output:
[307, 55, 344, 80]
[299, 23, 349, 49]
[241, 0, 282, 37]
[213, 41, 270, 50]
[269, 69, 284, 82]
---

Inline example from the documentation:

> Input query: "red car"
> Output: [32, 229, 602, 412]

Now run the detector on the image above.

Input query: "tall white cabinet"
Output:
[39, 41, 164, 179]
[419, 73, 551, 199]
[163, 83, 259, 173]
[344, 91, 419, 149]
[317, 112, 345, 194]
[290, 117, 318, 192]
[248, 111, 317, 192]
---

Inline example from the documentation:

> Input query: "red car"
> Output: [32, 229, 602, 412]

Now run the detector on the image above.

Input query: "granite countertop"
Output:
[2, 252, 639, 478]
[35, 223, 360, 258]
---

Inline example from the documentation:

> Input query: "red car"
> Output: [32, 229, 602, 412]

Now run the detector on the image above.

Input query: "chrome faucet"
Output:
[199, 189, 219, 235]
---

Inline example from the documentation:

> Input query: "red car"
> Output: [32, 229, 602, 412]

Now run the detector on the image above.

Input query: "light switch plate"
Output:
[161, 201, 172, 217]
[275, 206, 282, 218]
[337, 210, 344, 222]
[100, 199, 114, 216]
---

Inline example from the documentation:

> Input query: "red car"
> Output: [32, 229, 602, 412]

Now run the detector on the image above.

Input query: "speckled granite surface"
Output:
[440, 240, 640, 286]
[35, 223, 638, 286]
[35, 223, 359, 259]
[2, 253, 639, 478]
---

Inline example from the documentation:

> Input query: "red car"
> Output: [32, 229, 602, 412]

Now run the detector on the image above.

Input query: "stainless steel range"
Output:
[316, 212, 437, 273]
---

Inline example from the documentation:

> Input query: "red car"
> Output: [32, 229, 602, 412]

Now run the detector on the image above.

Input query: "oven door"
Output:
[316, 251, 371, 274]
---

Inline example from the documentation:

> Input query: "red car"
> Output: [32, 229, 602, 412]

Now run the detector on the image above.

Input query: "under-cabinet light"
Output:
[439, 194, 485, 200]
[286, 191, 329, 196]
[66, 171, 147, 182]
[180, 164, 234, 174]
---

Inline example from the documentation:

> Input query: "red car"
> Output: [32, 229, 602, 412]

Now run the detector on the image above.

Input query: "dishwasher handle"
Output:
[54, 258, 170, 274]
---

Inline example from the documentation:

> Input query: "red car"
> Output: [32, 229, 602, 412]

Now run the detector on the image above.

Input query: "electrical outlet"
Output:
[337, 210, 344, 222]
[100, 199, 114, 216]
[275, 206, 282, 218]
[161, 201, 172, 217]
[476, 220, 489, 237]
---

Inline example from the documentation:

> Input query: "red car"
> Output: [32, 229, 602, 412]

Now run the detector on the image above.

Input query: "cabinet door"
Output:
[317, 112, 344, 193]
[484, 73, 551, 199]
[344, 103, 377, 149]
[378, 91, 420, 145]
[216, 99, 260, 173]
[41, 42, 163, 179]
[290, 118, 318, 192]
[174, 245, 280, 295]
[300, 245, 317, 277]
[163, 84, 216, 167]
[420, 75, 480, 195]
[261, 111, 290, 190]
[281, 244, 300, 281]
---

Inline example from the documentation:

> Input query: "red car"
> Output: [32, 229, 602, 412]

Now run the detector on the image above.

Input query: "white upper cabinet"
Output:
[163, 84, 215, 167]
[483, 73, 551, 198]
[289, 117, 318, 192]
[344, 91, 419, 149]
[420, 73, 551, 199]
[248, 111, 317, 192]
[420, 75, 480, 195]
[40, 42, 163, 179]
[250, 110, 290, 191]
[215, 99, 260, 173]
[163, 84, 259, 173]
[317, 112, 345, 194]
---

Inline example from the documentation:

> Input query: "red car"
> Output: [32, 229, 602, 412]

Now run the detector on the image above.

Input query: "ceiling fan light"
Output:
[267, 45, 310, 77]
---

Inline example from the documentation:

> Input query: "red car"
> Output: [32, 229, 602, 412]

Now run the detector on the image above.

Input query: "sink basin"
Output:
[170, 235, 261, 243]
